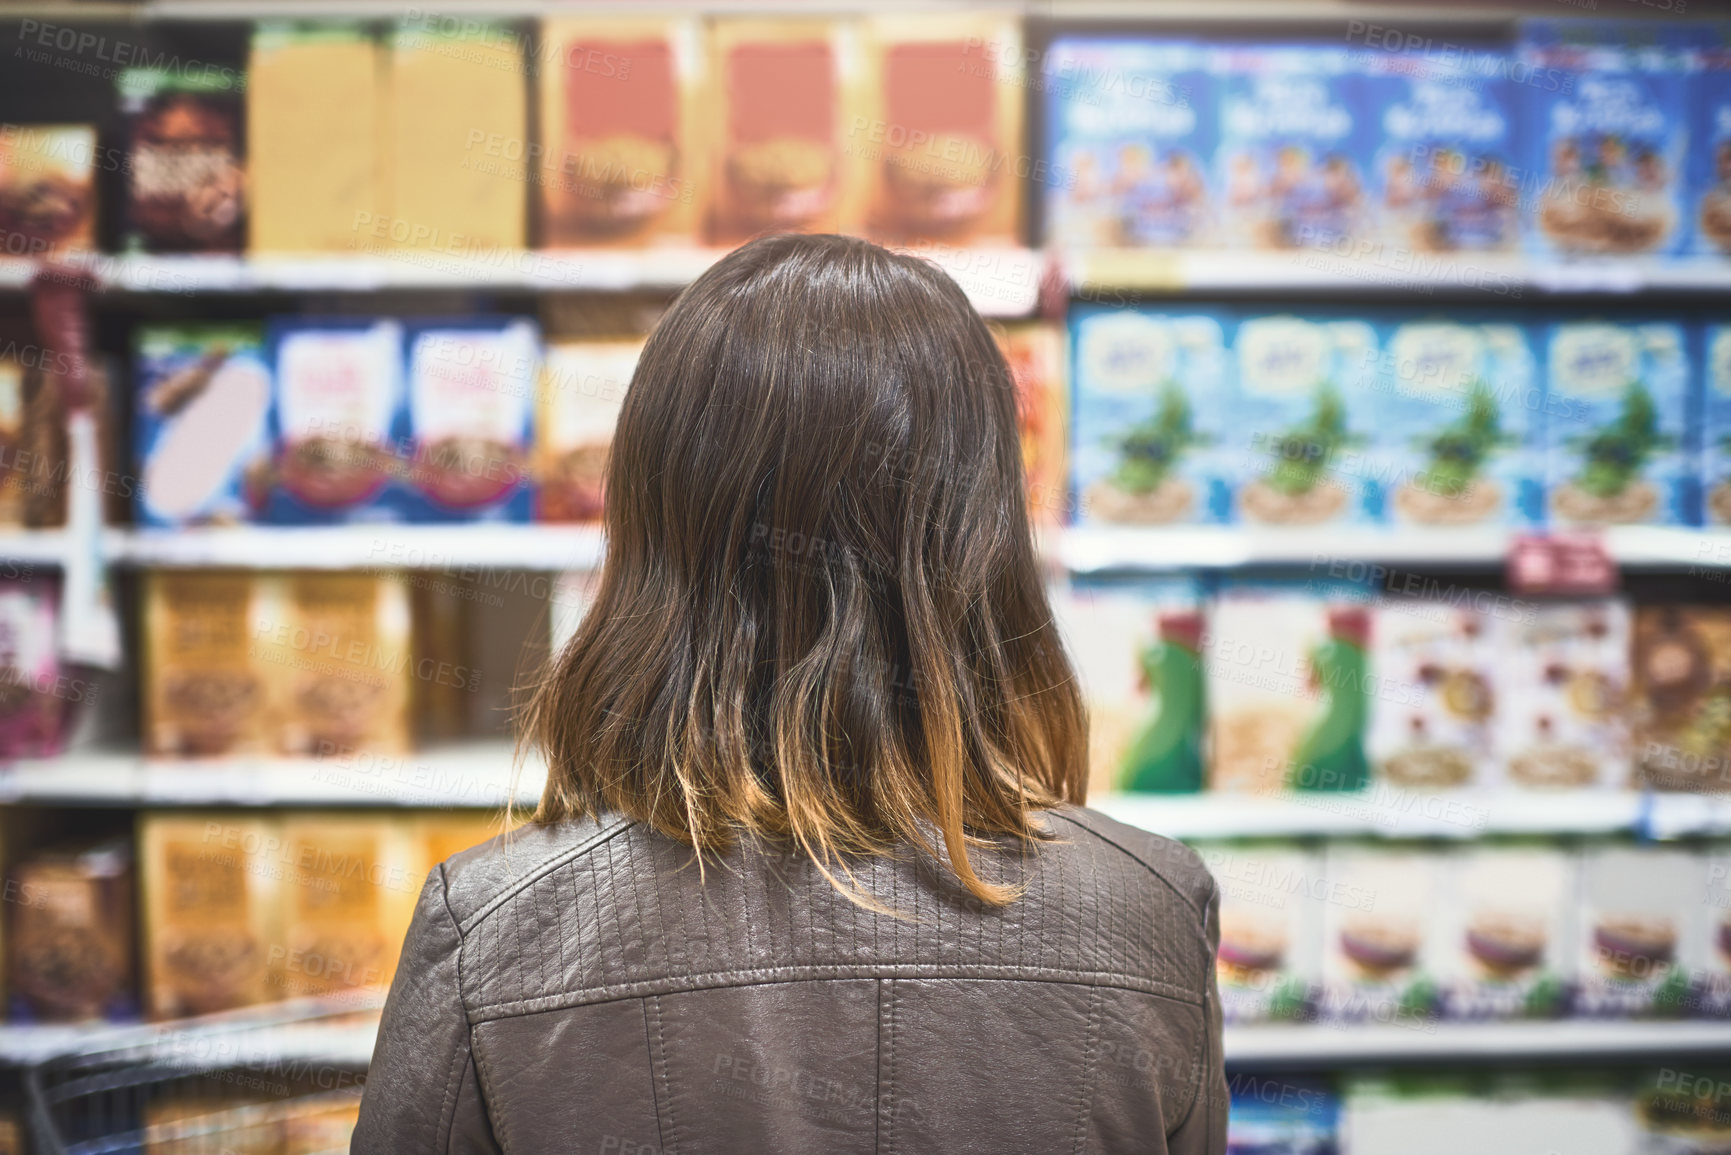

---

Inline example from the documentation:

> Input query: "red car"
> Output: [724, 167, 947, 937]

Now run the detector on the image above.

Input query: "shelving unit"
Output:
[3, 1014, 1720, 1071]
[5, 745, 1728, 843]
[1, 524, 1723, 575]
[0, 246, 1043, 317]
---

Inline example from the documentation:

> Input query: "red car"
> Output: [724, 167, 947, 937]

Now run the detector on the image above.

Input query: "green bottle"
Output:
[1122, 610, 1205, 793]
[1290, 606, 1371, 793]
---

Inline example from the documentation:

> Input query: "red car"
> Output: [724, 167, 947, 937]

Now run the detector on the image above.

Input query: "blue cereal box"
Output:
[1360, 50, 1521, 254]
[1042, 39, 1215, 249]
[265, 318, 405, 525]
[399, 318, 539, 523]
[1518, 20, 1691, 258]
[1070, 306, 1234, 526]
[1541, 318, 1690, 526]
[1231, 313, 1381, 525]
[1689, 25, 1731, 258]
[1371, 317, 1542, 527]
[134, 325, 271, 527]
[1703, 322, 1731, 526]
[1213, 44, 1376, 251]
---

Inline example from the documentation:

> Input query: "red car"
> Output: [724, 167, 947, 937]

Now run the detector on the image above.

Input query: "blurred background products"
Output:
[4, 6, 1731, 1153]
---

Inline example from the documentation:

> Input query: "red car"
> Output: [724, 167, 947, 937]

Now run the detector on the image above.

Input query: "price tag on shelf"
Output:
[1507, 532, 1617, 595]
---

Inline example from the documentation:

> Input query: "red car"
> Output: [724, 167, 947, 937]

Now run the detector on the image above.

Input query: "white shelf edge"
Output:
[1222, 1020, 1731, 1065]
[2, 1012, 1721, 1069]
[114, 524, 606, 572]
[0, 247, 1041, 316]
[0, 744, 543, 809]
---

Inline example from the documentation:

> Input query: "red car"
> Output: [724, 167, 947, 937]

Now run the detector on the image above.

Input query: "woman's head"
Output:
[523, 233, 1085, 903]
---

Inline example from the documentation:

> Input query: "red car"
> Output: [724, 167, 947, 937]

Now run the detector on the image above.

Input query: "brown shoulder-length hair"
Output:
[520, 233, 1086, 904]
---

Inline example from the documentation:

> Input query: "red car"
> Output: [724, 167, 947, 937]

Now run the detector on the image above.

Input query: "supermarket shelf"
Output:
[3, 1011, 1723, 1070]
[0, 743, 543, 808]
[1222, 1020, 1731, 1067]
[1059, 526, 1729, 573]
[0, 531, 70, 567]
[7, 745, 1729, 840]
[1064, 251, 1731, 297]
[0, 246, 1041, 316]
[1090, 789, 1691, 841]
[114, 523, 605, 571]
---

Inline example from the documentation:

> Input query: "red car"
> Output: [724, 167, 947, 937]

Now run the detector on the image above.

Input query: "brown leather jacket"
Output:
[352, 806, 1226, 1154]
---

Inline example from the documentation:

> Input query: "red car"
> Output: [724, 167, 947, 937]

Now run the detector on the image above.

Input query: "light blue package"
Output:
[1042, 39, 1216, 249]
[1688, 25, 1731, 258]
[1359, 49, 1521, 254]
[1703, 322, 1731, 526]
[265, 317, 406, 525]
[133, 326, 272, 528]
[1518, 20, 1691, 259]
[1370, 315, 1543, 527]
[1540, 317, 1691, 526]
[398, 317, 539, 524]
[1213, 43, 1377, 251]
[1229, 312, 1382, 525]
[1070, 305, 1235, 526]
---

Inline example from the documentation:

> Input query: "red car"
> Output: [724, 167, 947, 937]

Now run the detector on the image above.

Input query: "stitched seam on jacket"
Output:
[1070, 983, 1102, 1155]
[640, 997, 669, 1155]
[652, 994, 679, 1155]
[883, 978, 898, 1155]
[434, 864, 480, 1155]
[464, 964, 1202, 1022]
[470, 1033, 513, 1155]
[459, 815, 636, 934]
[872, 978, 883, 1155]
[1045, 811, 1208, 932]
[1165, 999, 1208, 1142]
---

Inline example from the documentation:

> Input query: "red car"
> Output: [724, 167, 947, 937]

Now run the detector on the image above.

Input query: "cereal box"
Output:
[386, 20, 527, 255]
[1207, 585, 1371, 794]
[275, 816, 415, 999]
[0, 577, 71, 759]
[996, 323, 1068, 529]
[538, 17, 703, 247]
[0, 124, 97, 256]
[1689, 25, 1731, 258]
[1518, 20, 1691, 258]
[0, 353, 23, 529]
[1541, 319, 1690, 526]
[135, 326, 272, 528]
[1070, 307, 1233, 527]
[1433, 844, 1573, 1020]
[142, 572, 270, 758]
[535, 339, 641, 523]
[1630, 607, 1731, 792]
[862, 14, 1022, 244]
[1195, 841, 1325, 1023]
[259, 573, 412, 757]
[399, 319, 538, 523]
[1213, 44, 1375, 251]
[119, 69, 245, 253]
[265, 319, 404, 525]
[1360, 50, 1520, 254]
[1231, 313, 1381, 526]
[707, 18, 864, 242]
[1227, 1077, 1338, 1154]
[1495, 599, 1631, 789]
[1042, 39, 1215, 249]
[1373, 318, 1542, 527]
[1320, 844, 1438, 1023]
[1703, 323, 1731, 526]
[1695, 846, 1731, 1017]
[140, 814, 279, 1018]
[6, 841, 133, 1021]
[1574, 843, 1695, 1017]
[1053, 576, 1205, 795]
[1369, 600, 1496, 791]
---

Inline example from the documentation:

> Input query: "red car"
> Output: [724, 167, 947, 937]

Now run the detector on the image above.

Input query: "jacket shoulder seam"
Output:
[457, 814, 637, 935]
[1046, 810, 1208, 931]
[432, 862, 470, 1154]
